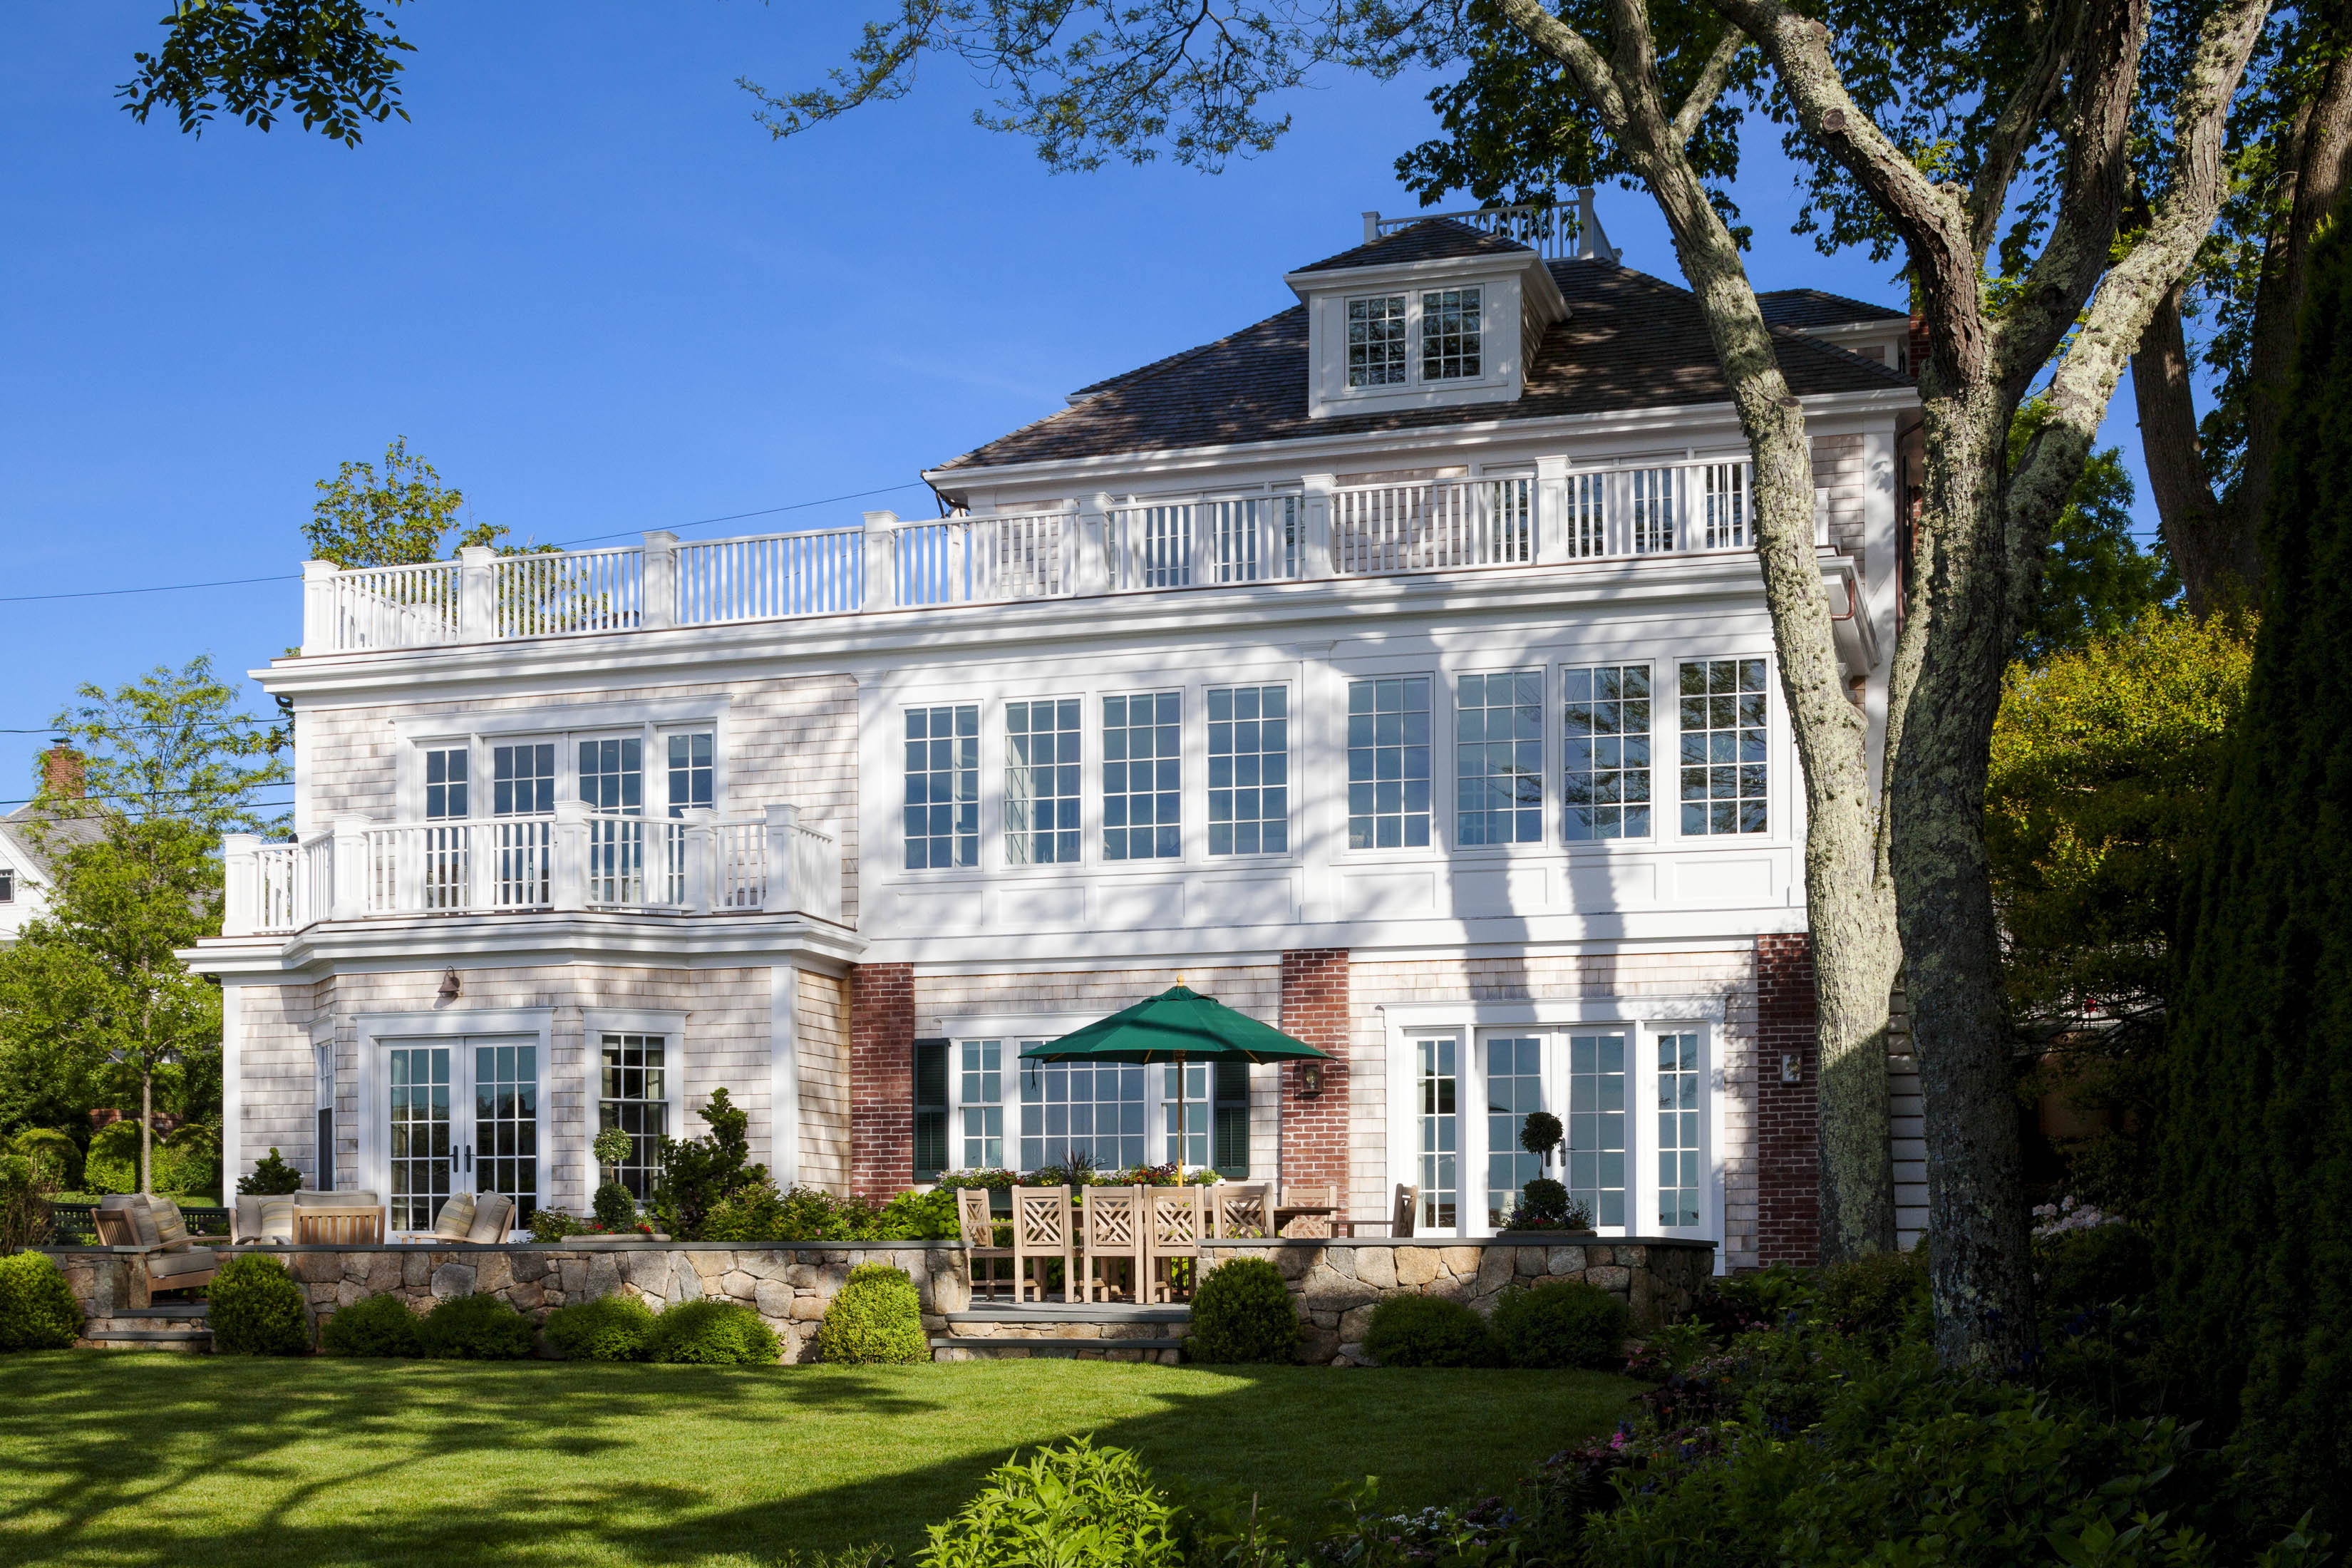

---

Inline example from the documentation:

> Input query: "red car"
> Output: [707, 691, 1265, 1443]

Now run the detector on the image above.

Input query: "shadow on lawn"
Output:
[0, 1355, 1639, 1565]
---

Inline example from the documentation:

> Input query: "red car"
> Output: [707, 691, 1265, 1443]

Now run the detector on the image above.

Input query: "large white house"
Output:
[189, 205, 1924, 1267]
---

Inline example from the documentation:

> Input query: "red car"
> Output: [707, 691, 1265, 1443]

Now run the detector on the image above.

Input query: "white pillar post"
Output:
[330, 816, 368, 921]
[769, 964, 801, 1185]
[641, 530, 678, 630]
[458, 546, 495, 643]
[1077, 493, 1113, 596]
[221, 835, 260, 937]
[762, 802, 802, 914]
[862, 512, 897, 612]
[1535, 455, 1569, 565]
[300, 561, 338, 655]
[1301, 473, 1337, 579]
[552, 800, 588, 912]
[682, 807, 716, 915]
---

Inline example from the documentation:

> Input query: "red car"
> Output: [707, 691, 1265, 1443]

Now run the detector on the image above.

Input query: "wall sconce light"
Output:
[1299, 1062, 1324, 1098]
[438, 967, 462, 1003]
[1780, 1053, 1802, 1085]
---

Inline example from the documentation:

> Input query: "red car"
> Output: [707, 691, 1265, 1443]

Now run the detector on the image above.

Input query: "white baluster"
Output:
[762, 803, 800, 914]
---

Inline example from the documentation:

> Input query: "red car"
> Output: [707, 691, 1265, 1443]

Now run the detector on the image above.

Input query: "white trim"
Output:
[582, 1009, 688, 1202]
[391, 696, 731, 743]
[1376, 996, 1729, 1026]
[351, 1008, 555, 1234]
[221, 983, 243, 1195]
[770, 965, 800, 1185]
[934, 1011, 1106, 1041]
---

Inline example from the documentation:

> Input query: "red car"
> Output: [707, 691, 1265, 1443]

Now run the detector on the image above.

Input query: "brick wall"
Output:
[848, 963, 914, 1199]
[1755, 933, 1820, 1267]
[1279, 949, 1351, 1200]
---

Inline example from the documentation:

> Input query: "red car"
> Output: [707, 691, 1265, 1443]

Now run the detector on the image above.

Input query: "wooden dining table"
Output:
[1273, 1203, 1344, 1238]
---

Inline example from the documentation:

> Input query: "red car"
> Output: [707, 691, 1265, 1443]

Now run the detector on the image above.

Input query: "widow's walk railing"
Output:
[222, 804, 843, 936]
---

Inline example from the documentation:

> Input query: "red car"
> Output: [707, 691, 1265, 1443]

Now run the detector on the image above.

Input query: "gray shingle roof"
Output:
[0, 804, 106, 882]
[1289, 217, 1537, 274]
[1755, 289, 1910, 329]
[937, 259, 1914, 477]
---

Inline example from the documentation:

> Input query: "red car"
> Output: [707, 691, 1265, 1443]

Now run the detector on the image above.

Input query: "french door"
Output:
[383, 1034, 541, 1233]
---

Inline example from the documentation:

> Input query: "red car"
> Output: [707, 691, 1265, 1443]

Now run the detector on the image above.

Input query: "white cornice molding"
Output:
[180, 912, 865, 981]
[391, 694, 731, 742]
[1376, 995, 1731, 1025]
[1281, 248, 1560, 301]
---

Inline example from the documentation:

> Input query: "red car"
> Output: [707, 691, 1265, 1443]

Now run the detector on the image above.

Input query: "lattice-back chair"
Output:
[1279, 1182, 1334, 1239]
[1145, 1185, 1205, 1303]
[1393, 1182, 1420, 1238]
[1212, 1182, 1272, 1239]
[1080, 1185, 1145, 1303]
[1011, 1185, 1075, 1304]
[957, 1187, 1013, 1302]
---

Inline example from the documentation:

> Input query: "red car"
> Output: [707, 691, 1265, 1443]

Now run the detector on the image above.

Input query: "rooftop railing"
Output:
[301, 455, 1800, 654]
[1361, 187, 1621, 263]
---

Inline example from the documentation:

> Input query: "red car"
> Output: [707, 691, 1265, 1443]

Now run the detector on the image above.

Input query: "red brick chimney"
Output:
[41, 746, 84, 800]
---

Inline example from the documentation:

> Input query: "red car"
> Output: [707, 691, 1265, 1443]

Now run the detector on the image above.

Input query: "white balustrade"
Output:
[1108, 494, 1302, 590]
[1334, 477, 1534, 575]
[495, 545, 644, 638]
[254, 844, 301, 933]
[716, 820, 767, 909]
[1562, 460, 1753, 561]
[676, 527, 863, 624]
[322, 560, 461, 651]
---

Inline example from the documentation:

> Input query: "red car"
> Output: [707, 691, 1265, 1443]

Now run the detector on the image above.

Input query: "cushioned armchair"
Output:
[234, 1189, 384, 1244]
[94, 1195, 220, 1310]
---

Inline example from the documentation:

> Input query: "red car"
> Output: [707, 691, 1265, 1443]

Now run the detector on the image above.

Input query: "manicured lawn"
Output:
[0, 1353, 1642, 1565]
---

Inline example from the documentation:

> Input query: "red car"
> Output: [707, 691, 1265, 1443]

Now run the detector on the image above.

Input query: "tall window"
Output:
[1207, 684, 1288, 855]
[1006, 698, 1082, 865]
[1418, 1037, 1459, 1229]
[961, 1039, 1005, 1170]
[1347, 294, 1407, 386]
[579, 738, 642, 813]
[473, 1041, 538, 1221]
[1421, 287, 1482, 379]
[1456, 671, 1543, 845]
[1678, 658, 1769, 835]
[1630, 468, 1676, 553]
[913, 1040, 949, 1180]
[1164, 1061, 1212, 1168]
[492, 743, 555, 816]
[1103, 691, 1180, 860]
[1021, 1056, 1146, 1172]
[386, 1043, 449, 1232]
[1347, 676, 1432, 849]
[1656, 1031, 1703, 1227]
[904, 705, 978, 870]
[1566, 1031, 1626, 1227]
[1564, 665, 1652, 840]
[423, 748, 468, 819]
[666, 733, 713, 816]
[1485, 1036, 1544, 1227]
[598, 1034, 666, 1199]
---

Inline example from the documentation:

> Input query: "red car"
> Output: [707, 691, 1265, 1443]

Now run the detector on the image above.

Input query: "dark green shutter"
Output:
[912, 1038, 949, 1180]
[1213, 1060, 1250, 1178]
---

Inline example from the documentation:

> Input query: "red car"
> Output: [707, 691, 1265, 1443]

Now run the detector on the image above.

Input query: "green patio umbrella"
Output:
[1019, 982, 1331, 1180]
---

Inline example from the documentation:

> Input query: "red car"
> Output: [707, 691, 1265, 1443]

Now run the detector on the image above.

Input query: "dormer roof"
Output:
[1289, 217, 1541, 274]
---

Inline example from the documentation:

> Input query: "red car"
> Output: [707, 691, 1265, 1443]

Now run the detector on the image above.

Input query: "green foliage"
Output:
[11, 1128, 81, 1190]
[1187, 1257, 1300, 1365]
[209, 1254, 310, 1356]
[2162, 202, 2352, 1532]
[154, 1122, 220, 1197]
[701, 1181, 960, 1244]
[117, 0, 416, 148]
[525, 1207, 591, 1243]
[301, 437, 502, 567]
[417, 1291, 534, 1361]
[2038, 1224, 2155, 1316]
[916, 1438, 1182, 1568]
[0, 1155, 56, 1252]
[1519, 1110, 1562, 1157]
[0, 1251, 82, 1351]
[592, 1181, 639, 1232]
[2008, 413, 2180, 662]
[814, 1263, 928, 1366]
[1361, 1294, 1496, 1368]
[592, 1126, 634, 1171]
[1812, 1246, 1929, 1343]
[1489, 1280, 1627, 1370]
[236, 1147, 304, 1196]
[646, 1299, 780, 1366]
[1501, 1177, 1594, 1232]
[649, 1088, 768, 1241]
[544, 1293, 657, 1362]
[320, 1292, 423, 1357]
[83, 1120, 143, 1195]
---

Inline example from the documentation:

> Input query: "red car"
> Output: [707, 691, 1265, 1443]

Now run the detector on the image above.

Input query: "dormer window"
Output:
[1423, 287, 1483, 379]
[1347, 296, 1407, 386]
[1346, 289, 1486, 389]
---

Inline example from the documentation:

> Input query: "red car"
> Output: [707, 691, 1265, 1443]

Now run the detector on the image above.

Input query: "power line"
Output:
[0, 480, 932, 605]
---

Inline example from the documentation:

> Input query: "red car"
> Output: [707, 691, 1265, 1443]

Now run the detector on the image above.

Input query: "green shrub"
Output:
[210, 1254, 311, 1355]
[1815, 1245, 1929, 1341]
[236, 1147, 304, 1196]
[814, 1263, 927, 1365]
[1187, 1257, 1299, 1364]
[649, 1088, 768, 1239]
[11, 1128, 81, 1190]
[917, 1438, 1180, 1568]
[83, 1120, 143, 1195]
[0, 1155, 53, 1252]
[417, 1291, 535, 1360]
[527, 1208, 591, 1243]
[545, 1292, 656, 1361]
[1501, 1177, 1594, 1232]
[592, 1181, 639, 1232]
[876, 1186, 959, 1240]
[320, 1293, 423, 1357]
[2037, 1222, 2154, 1314]
[1490, 1279, 1629, 1369]
[646, 1298, 780, 1365]
[153, 1124, 220, 1198]
[0, 1252, 83, 1351]
[1361, 1294, 1495, 1368]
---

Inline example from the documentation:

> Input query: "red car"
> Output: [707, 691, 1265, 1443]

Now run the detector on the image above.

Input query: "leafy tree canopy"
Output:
[118, 0, 413, 148]
[304, 436, 505, 569]
[2006, 406, 2181, 663]
[38, 655, 287, 840]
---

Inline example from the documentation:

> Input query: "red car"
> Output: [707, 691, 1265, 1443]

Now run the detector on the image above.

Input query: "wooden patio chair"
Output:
[1212, 1182, 1273, 1239]
[93, 1195, 220, 1311]
[1145, 1185, 1205, 1304]
[957, 1187, 1014, 1301]
[1011, 1185, 1075, 1304]
[1348, 1182, 1420, 1238]
[1276, 1182, 1334, 1239]
[1080, 1185, 1145, 1302]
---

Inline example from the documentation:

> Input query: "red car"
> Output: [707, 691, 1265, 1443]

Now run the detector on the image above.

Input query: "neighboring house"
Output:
[0, 753, 108, 948]
[187, 205, 1927, 1264]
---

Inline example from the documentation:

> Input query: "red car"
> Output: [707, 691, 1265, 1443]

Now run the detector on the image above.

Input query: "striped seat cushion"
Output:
[433, 1193, 477, 1240]
[148, 1246, 218, 1279]
[256, 1197, 297, 1244]
[466, 1192, 515, 1244]
[145, 1197, 192, 1252]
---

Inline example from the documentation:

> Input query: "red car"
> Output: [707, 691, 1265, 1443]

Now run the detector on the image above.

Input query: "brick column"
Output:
[1755, 932, 1820, 1267]
[848, 962, 914, 1199]
[1279, 949, 1351, 1202]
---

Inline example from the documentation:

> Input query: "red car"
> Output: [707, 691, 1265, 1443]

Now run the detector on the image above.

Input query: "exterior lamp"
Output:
[438, 967, 461, 1002]
[1299, 1061, 1323, 1098]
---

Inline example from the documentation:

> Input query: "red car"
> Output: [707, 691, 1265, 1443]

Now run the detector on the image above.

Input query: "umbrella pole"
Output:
[1175, 1053, 1187, 1183]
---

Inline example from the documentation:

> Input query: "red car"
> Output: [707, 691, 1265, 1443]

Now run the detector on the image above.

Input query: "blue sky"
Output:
[0, 4, 2160, 808]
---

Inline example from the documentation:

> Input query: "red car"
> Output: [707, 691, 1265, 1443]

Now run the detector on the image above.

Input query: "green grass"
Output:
[0, 1353, 1640, 1566]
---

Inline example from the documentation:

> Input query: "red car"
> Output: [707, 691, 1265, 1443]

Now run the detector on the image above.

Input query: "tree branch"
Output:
[1671, 24, 1746, 148]
[1490, 0, 1630, 131]
[1965, 0, 2079, 261]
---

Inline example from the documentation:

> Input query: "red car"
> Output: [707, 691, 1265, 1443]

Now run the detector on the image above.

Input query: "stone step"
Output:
[130, 1301, 211, 1320]
[932, 1336, 1185, 1362]
[949, 1303, 1190, 1325]
[79, 1320, 214, 1351]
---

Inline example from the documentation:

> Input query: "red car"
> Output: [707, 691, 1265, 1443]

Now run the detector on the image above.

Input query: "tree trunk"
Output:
[140, 1068, 153, 1198]
[2131, 286, 2242, 615]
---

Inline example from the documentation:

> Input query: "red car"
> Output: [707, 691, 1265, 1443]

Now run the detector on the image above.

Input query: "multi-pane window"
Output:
[1656, 1031, 1703, 1227]
[1006, 698, 1083, 865]
[579, 738, 643, 814]
[1164, 1061, 1212, 1168]
[0, 869, 13, 902]
[598, 1034, 666, 1200]
[1455, 671, 1543, 845]
[960, 1039, 1004, 1170]
[1347, 676, 1432, 849]
[1630, 468, 1676, 552]
[1679, 658, 1770, 835]
[1346, 294, 1407, 387]
[1567, 1031, 1627, 1227]
[1418, 1037, 1459, 1230]
[1485, 1036, 1544, 1227]
[492, 743, 555, 816]
[1103, 691, 1180, 861]
[1021, 1056, 1146, 1172]
[473, 1041, 538, 1221]
[1207, 685, 1288, 855]
[1421, 287, 1482, 379]
[387, 1044, 450, 1232]
[1564, 666, 1653, 840]
[423, 748, 468, 819]
[904, 705, 979, 870]
[666, 733, 713, 816]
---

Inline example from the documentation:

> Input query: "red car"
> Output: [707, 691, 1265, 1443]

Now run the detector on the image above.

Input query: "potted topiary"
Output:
[591, 1128, 644, 1234]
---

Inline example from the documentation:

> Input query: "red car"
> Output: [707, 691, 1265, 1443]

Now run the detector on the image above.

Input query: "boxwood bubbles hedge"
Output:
[321, 1292, 424, 1357]
[0, 1252, 83, 1351]
[1361, 1294, 1496, 1368]
[545, 1292, 656, 1362]
[418, 1291, 535, 1360]
[1488, 1279, 1628, 1369]
[210, 1254, 311, 1356]
[815, 1263, 927, 1365]
[646, 1298, 780, 1365]
[1187, 1257, 1299, 1363]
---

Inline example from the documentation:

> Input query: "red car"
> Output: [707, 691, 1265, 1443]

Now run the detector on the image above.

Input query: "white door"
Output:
[383, 1035, 541, 1234]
